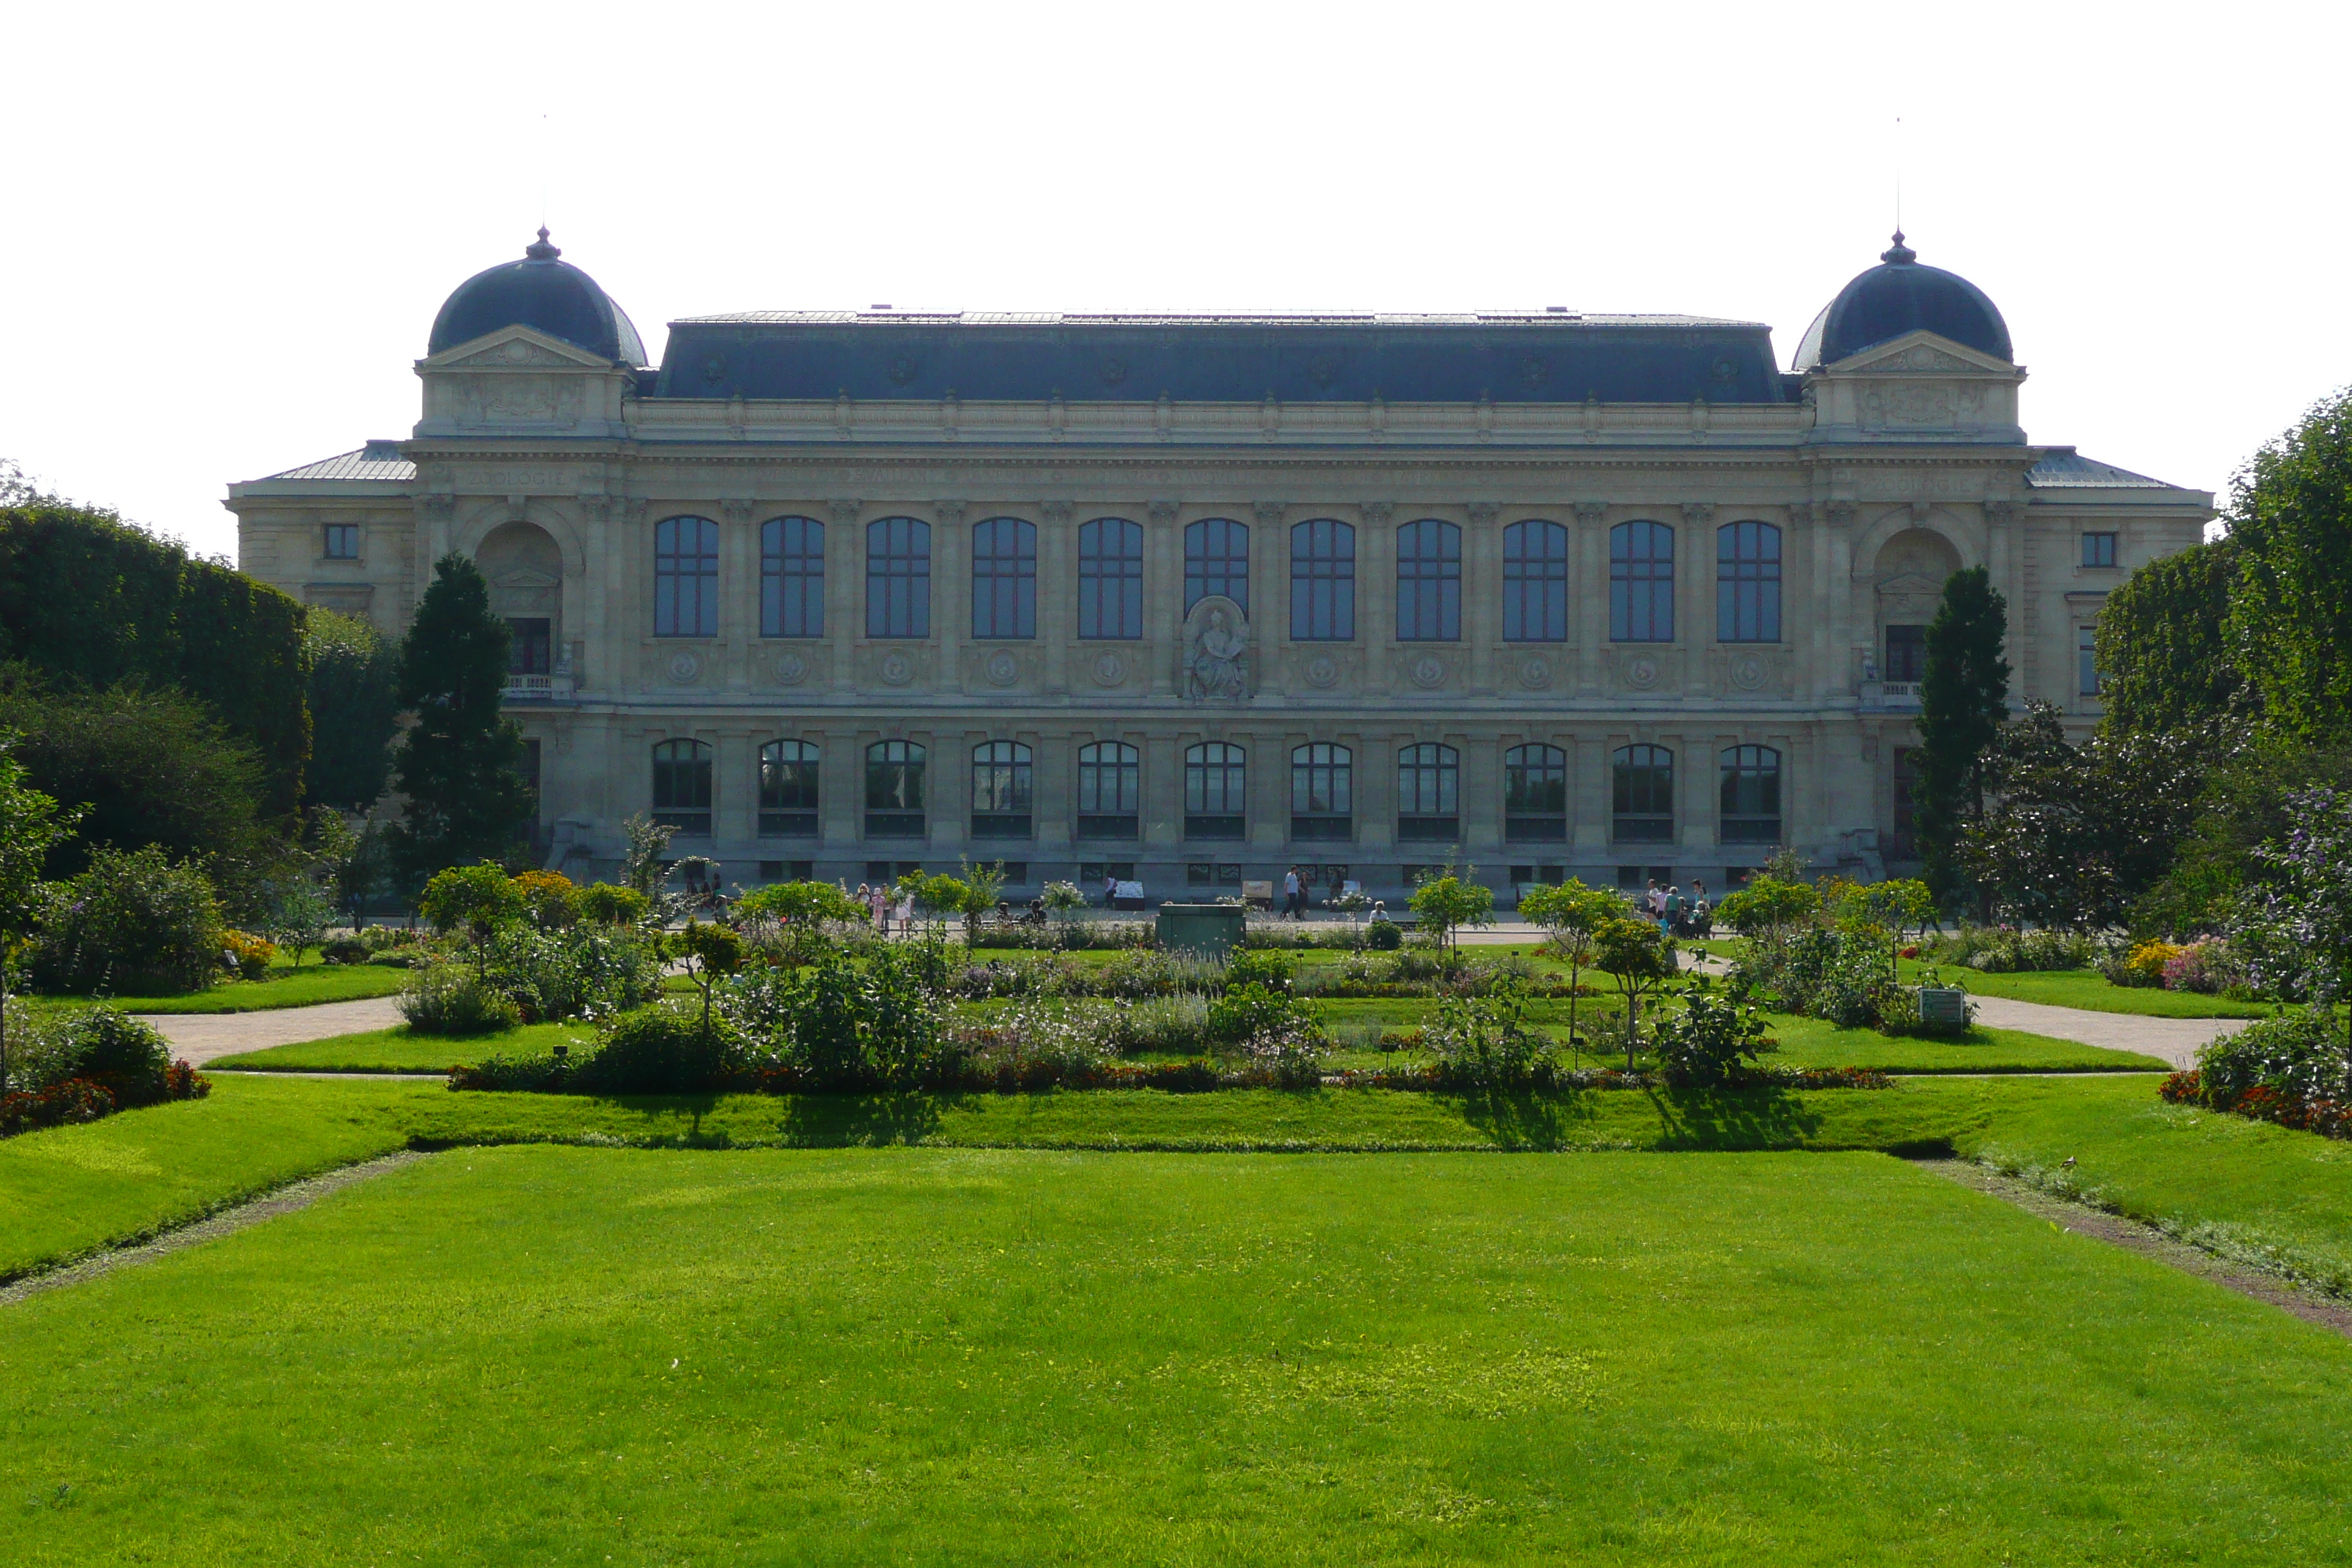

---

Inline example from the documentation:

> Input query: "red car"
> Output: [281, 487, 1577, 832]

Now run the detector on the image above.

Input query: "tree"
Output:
[1592, 916, 1676, 1071]
[957, 856, 1011, 943]
[1518, 879, 1618, 1063]
[0, 731, 78, 1093]
[1714, 875, 1821, 943]
[1407, 865, 1495, 962]
[734, 879, 863, 965]
[304, 608, 401, 812]
[2097, 540, 2242, 742]
[418, 862, 525, 969]
[676, 919, 745, 1039]
[391, 554, 531, 890]
[619, 813, 677, 897]
[1914, 565, 2011, 911]
[2225, 385, 2352, 746]
[2237, 788, 2352, 1077]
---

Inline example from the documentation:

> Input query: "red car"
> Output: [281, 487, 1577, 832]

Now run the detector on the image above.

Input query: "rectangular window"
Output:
[2079, 626, 2103, 696]
[1077, 519, 1145, 639]
[1617, 864, 1675, 890]
[1186, 862, 1246, 888]
[1076, 742, 1140, 840]
[1509, 865, 1567, 886]
[1185, 518, 1250, 612]
[761, 516, 824, 638]
[1185, 743, 1246, 840]
[655, 516, 720, 638]
[505, 617, 551, 676]
[1289, 520, 1356, 641]
[864, 742, 927, 839]
[2081, 532, 2118, 568]
[1395, 743, 1460, 842]
[1883, 624, 1927, 684]
[864, 859, 924, 884]
[972, 518, 1038, 640]
[1395, 520, 1462, 641]
[1610, 521, 1674, 643]
[1612, 745, 1675, 843]
[1290, 743, 1354, 842]
[1716, 521, 1782, 643]
[758, 740, 821, 838]
[865, 519, 932, 639]
[1719, 745, 1783, 845]
[981, 862, 1030, 886]
[970, 742, 1034, 840]
[652, 741, 714, 837]
[1502, 520, 1569, 642]
[1892, 747, 1922, 861]
[1079, 861, 1137, 888]
[323, 524, 358, 560]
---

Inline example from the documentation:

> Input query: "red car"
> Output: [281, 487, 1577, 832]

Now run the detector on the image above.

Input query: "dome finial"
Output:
[1881, 229, 1916, 265]
[525, 226, 561, 262]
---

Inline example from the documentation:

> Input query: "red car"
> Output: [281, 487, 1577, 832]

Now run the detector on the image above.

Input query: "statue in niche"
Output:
[1185, 603, 1250, 701]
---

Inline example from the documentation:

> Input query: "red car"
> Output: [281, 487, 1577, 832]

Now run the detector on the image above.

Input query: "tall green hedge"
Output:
[0, 504, 309, 818]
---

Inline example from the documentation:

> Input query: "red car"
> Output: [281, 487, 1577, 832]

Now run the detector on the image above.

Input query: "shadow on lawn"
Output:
[777, 1093, 951, 1147]
[1452, 1090, 1591, 1150]
[1643, 1085, 1825, 1150]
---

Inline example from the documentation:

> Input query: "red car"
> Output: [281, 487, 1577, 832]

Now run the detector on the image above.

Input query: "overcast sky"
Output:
[6, 0, 2343, 559]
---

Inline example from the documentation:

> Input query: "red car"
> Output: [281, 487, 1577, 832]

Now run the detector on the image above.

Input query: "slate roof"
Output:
[2026, 448, 2174, 489]
[262, 445, 416, 483]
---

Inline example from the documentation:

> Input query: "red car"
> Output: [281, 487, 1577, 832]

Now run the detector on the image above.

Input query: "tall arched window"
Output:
[1185, 743, 1246, 840]
[1719, 745, 1782, 844]
[1610, 521, 1674, 643]
[1504, 743, 1569, 843]
[651, 739, 713, 836]
[1077, 742, 1141, 839]
[1290, 519, 1355, 641]
[758, 739, 820, 837]
[972, 517, 1037, 639]
[970, 741, 1033, 839]
[1395, 519, 1462, 641]
[654, 516, 720, 638]
[1396, 742, 1460, 841]
[1716, 521, 1782, 643]
[1185, 518, 1249, 611]
[1611, 744, 1675, 843]
[1503, 520, 1570, 642]
[1078, 518, 1145, 639]
[865, 518, 931, 638]
[864, 740, 926, 838]
[1290, 743, 1353, 840]
[760, 516, 823, 638]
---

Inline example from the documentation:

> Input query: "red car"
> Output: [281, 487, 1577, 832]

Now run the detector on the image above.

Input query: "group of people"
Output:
[852, 882, 917, 936]
[1278, 865, 1318, 920]
[1640, 879, 1711, 939]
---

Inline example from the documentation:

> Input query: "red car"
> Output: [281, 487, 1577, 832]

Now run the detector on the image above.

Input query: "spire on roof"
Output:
[524, 226, 561, 262]
[1880, 230, 1917, 265]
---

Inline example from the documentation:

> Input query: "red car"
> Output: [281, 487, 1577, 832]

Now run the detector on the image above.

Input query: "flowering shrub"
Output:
[2160, 939, 2253, 996]
[1924, 924, 2097, 973]
[2105, 940, 2183, 989]
[28, 845, 225, 995]
[220, 929, 277, 981]
[0, 1077, 115, 1134]
[399, 965, 523, 1036]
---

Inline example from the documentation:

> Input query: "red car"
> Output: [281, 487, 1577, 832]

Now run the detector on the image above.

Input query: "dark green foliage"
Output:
[64, 1006, 171, 1081]
[304, 608, 400, 812]
[2225, 385, 2352, 745]
[1205, 981, 1312, 1047]
[1914, 566, 2012, 908]
[2130, 738, 2352, 938]
[391, 555, 531, 889]
[1651, 976, 1773, 1087]
[573, 1003, 746, 1095]
[396, 965, 524, 1036]
[0, 503, 309, 816]
[2096, 540, 2242, 741]
[29, 845, 226, 995]
[2193, 1006, 2348, 1110]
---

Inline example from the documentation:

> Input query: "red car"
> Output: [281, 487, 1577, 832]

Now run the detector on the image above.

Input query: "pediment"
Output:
[492, 566, 562, 590]
[419, 325, 617, 374]
[1829, 329, 2016, 377]
[1876, 571, 1948, 598]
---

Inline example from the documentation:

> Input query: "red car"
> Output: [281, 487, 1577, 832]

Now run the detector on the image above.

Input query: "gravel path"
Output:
[133, 998, 404, 1066]
[1962, 996, 2245, 1070]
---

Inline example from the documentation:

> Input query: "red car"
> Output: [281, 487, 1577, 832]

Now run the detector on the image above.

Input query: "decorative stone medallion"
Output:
[666, 650, 701, 685]
[879, 651, 916, 686]
[984, 649, 1020, 687]
[1519, 656, 1552, 690]
[1730, 652, 1768, 691]
[1091, 652, 1126, 687]
[1410, 655, 1446, 690]
[1624, 655, 1660, 690]
[774, 650, 808, 687]
[1303, 655, 1341, 689]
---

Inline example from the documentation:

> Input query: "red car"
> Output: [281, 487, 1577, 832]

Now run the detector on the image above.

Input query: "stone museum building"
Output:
[226, 228, 2212, 900]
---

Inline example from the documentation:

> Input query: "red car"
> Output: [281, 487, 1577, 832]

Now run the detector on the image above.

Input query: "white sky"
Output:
[6, 0, 2345, 560]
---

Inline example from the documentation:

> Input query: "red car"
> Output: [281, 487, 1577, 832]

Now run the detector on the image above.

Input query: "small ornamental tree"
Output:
[1714, 875, 1822, 945]
[1408, 865, 1496, 962]
[676, 919, 745, 1039]
[734, 879, 863, 965]
[578, 882, 652, 927]
[391, 555, 531, 889]
[957, 857, 1010, 943]
[419, 862, 526, 968]
[0, 732, 78, 1093]
[1915, 565, 2012, 912]
[1592, 916, 1676, 1071]
[1518, 878, 1619, 1062]
[619, 813, 678, 897]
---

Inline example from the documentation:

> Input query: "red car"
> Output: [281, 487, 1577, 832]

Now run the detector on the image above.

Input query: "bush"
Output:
[572, 1003, 745, 1095]
[2106, 940, 2184, 989]
[482, 924, 661, 1023]
[1925, 924, 2098, 973]
[1232, 1019, 1328, 1088]
[0, 1004, 201, 1131]
[1207, 981, 1311, 1049]
[1098, 995, 1214, 1057]
[221, 928, 276, 981]
[511, 870, 580, 928]
[68, 1006, 171, 1081]
[1649, 978, 1773, 1087]
[1223, 948, 1295, 993]
[1366, 916, 1403, 951]
[29, 844, 226, 995]
[2161, 938, 2253, 996]
[578, 882, 652, 927]
[1422, 990, 1553, 1089]
[320, 936, 369, 965]
[2190, 1006, 2349, 1118]
[398, 964, 523, 1036]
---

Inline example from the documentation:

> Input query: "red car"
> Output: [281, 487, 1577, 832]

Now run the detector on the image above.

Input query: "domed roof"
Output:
[426, 229, 647, 364]
[1794, 233, 2011, 371]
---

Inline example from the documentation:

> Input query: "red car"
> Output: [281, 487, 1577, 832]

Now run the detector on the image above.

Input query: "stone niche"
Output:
[1180, 596, 1253, 702]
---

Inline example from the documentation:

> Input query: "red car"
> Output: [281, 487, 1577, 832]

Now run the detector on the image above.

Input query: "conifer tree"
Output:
[391, 554, 529, 889]
[1914, 565, 2011, 911]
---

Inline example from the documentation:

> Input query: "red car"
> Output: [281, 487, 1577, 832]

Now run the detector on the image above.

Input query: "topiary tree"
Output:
[2097, 540, 2242, 742]
[1408, 864, 1495, 963]
[579, 882, 652, 927]
[0, 731, 78, 1093]
[1592, 916, 1676, 1071]
[1915, 565, 2012, 913]
[1714, 875, 1822, 944]
[1518, 878, 1619, 1063]
[391, 554, 531, 892]
[2225, 385, 2352, 747]
[304, 607, 401, 813]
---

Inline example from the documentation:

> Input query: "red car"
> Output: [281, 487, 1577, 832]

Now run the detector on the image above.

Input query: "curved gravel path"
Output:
[1963, 996, 2244, 1071]
[132, 998, 404, 1067]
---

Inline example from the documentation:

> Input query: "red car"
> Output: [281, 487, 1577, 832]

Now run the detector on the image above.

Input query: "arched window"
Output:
[1078, 518, 1145, 640]
[1610, 521, 1674, 643]
[758, 739, 819, 838]
[864, 740, 927, 839]
[651, 739, 713, 836]
[761, 516, 823, 638]
[1396, 742, 1460, 841]
[1719, 745, 1782, 844]
[1503, 520, 1570, 642]
[970, 741, 1033, 839]
[1395, 519, 1462, 641]
[972, 517, 1037, 639]
[1717, 521, 1782, 643]
[654, 516, 720, 638]
[1289, 519, 1355, 641]
[865, 518, 931, 638]
[1185, 517, 1249, 611]
[1611, 744, 1675, 843]
[1185, 743, 1246, 840]
[1077, 741, 1141, 839]
[1290, 743, 1353, 841]
[1504, 743, 1569, 843]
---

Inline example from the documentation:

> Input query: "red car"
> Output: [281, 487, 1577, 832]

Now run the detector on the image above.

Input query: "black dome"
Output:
[1794, 233, 2010, 370]
[427, 229, 647, 364]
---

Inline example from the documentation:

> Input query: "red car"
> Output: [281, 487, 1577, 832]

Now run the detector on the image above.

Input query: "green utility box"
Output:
[1157, 902, 1245, 961]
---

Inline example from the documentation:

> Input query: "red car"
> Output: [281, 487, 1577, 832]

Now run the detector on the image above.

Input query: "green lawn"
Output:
[207, 1021, 591, 1074]
[23, 960, 410, 1016]
[7, 1143, 2352, 1564]
[1898, 960, 2274, 1019]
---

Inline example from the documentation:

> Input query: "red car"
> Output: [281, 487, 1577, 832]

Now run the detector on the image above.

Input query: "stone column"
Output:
[717, 728, 758, 849]
[1040, 501, 1073, 696]
[828, 499, 862, 693]
[821, 725, 861, 848]
[1254, 502, 1288, 675]
[933, 500, 968, 692]
[1034, 725, 1073, 849]
[1357, 734, 1395, 852]
[1574, 731, 1609, 851]
[1460, 727, 1499, 856]
[1575, 501, 1607, 696]
[720, 500, 753, 688]
[1251, 728, 1287, 852]
[1145, 730, 1181, 848]
[1147, 499, 1180, 696]
[1682, 502, 1715, 676]
[1359, 502, 1394, 693]
[1466, 503, 1500, 695]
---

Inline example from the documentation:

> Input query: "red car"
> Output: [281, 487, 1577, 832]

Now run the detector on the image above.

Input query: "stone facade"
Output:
[225, 244, 2212, 901]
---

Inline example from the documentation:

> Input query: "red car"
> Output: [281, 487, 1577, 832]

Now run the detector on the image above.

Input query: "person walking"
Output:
[1665, 885, 1684, 938]
[1103, 870, 1119, 909]
[1283, 865, 1303, 920]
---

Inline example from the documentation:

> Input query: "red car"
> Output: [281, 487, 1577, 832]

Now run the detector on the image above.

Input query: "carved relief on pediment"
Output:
[457, 374, 585, 427]
[1875, 571, 1948, 623]
[1860, 382, 1983, 431]
[1853, 344, 1983, 374]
